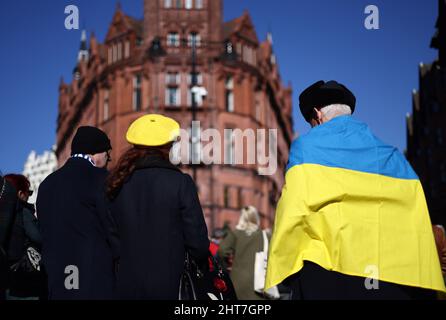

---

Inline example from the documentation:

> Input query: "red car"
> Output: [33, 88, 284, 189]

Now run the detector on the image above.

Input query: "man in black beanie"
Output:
[70, 126, 112, 169]
[36, 127, 117, 300]
[266, 80, 442, 300]
[298, 80, 356, 126]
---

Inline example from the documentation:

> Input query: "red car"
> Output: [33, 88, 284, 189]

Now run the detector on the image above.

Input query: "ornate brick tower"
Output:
[56, 0, 294, 231]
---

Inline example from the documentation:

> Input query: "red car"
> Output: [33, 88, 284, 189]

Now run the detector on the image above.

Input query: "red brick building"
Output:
[56, 0, 294, 231]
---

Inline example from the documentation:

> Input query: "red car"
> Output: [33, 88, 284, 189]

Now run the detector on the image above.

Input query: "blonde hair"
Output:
[235, 205, 260, 236]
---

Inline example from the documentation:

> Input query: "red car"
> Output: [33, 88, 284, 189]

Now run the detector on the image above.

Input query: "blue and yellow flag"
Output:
[265, 115, 446, 292]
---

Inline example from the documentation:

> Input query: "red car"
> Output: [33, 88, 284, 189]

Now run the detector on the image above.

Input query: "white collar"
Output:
[71, 154, 96, 167]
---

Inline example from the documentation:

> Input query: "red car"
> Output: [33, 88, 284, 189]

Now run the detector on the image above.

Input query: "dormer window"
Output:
[185, 0, 193, 9]
[167, 33, 180, 47]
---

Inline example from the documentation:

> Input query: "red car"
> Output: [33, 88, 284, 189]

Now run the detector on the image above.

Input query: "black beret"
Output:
[71, 126, 112, 155]
[299, 80, 356, 123]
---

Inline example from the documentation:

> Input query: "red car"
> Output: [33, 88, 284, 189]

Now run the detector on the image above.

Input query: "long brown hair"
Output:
[106, 144, 172, 201]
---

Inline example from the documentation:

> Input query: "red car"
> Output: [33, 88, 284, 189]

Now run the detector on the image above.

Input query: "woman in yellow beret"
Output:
[106, 114, 209, 299]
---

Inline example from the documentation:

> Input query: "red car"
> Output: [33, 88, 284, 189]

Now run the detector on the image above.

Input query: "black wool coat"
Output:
[108, 156, 210, 300]
[36, 158, 117, 300]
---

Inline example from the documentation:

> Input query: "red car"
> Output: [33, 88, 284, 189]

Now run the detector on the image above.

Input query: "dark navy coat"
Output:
[108, 156, 209, 300]
[36, 158, 117, 300]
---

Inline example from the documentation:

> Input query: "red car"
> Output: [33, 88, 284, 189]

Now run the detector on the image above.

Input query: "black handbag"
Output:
[10, 246, 42, 273]
[179, 252, 238, 300]
[6, 200, 45, 298]
[8, 246, 46, 298]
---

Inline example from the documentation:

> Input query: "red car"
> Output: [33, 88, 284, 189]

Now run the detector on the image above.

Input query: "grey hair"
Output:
[235, 205, 260, 236]
[320, 104, 352, 121]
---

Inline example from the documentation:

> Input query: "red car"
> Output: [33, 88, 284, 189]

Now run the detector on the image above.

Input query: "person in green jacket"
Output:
[218, 206, 268, 300]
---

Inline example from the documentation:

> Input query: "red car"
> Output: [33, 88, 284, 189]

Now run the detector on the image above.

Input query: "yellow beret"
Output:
[126, 114, 180, 147]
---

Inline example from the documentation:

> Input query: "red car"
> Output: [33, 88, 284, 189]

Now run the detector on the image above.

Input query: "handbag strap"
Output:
[262, 230, 269, 255]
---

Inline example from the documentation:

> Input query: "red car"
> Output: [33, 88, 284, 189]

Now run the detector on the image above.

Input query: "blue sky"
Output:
[0, 0, 439, 174]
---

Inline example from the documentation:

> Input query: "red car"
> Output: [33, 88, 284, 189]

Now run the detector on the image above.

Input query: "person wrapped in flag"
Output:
[265, 80, 446, 299]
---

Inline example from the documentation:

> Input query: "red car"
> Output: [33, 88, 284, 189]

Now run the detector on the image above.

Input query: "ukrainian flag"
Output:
[265, 115, 446, 293]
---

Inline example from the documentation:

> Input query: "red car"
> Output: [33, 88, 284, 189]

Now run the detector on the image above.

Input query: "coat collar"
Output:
[134, 155, 181, 173]
[65, 157, 107, 173]
[71, 153, 95, 166]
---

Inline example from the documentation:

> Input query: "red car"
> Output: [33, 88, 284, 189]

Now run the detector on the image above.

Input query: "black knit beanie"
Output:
[71, 126, 112, 155]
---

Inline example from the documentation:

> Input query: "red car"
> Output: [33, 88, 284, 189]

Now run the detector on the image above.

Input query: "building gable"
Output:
[223, 12, 258, 45]
[106, 9, 143, 42]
